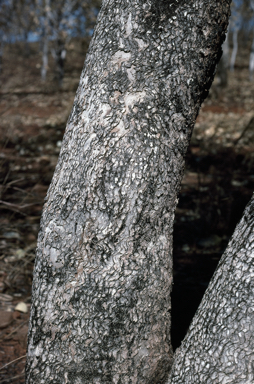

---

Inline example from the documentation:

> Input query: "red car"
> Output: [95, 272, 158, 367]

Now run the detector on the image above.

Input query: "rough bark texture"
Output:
[168, 194, 254, 384]
[26, 0, 231, 383]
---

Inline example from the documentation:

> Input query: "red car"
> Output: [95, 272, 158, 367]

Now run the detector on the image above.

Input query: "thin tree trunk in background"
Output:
[168, 195, 254, 383]
[41, 36, 48, 81]
[26, 0, 231, 382]
[250, 32, 254, 80]
[51, 39, 66, 87]
[0, 40, 3, 74]
[230, 28, 239, 71]
[216, 32, 229, 87]
[40, 0, 51, 82]
[23, 31, 30, 58]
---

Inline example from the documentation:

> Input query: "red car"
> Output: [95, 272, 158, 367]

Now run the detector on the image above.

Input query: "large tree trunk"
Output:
[25, 0, 231, 383]
[168, 195, 254, 383]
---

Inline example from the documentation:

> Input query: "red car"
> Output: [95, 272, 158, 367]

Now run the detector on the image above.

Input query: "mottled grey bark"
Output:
[26, 0, 230, 383]
[168, 195, 254, 384]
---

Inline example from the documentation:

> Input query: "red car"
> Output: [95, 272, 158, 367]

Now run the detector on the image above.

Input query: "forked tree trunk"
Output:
[25, 0, 231, 383]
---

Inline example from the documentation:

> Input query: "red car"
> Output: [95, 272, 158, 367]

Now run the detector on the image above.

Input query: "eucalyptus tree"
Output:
[25, 0, 254, 383]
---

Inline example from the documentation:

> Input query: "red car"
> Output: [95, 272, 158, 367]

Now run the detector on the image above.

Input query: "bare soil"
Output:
[0, 39, 254, 382]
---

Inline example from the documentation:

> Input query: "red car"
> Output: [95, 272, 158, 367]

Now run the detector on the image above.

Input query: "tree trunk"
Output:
[230, 27, 239, 71]
[25, 0, 231, 383]
[51, 39, 66, 88]
[249, 32, 254, 80]
[168, 195, 254, 383]
[40, 0, 51, 82]
[41, 35, 48, 82]
[216, 32, 229, 88]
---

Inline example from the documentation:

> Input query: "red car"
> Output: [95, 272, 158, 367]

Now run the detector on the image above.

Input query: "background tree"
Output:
[35, 0, 51, 81]
[228, 0, 254, 76]
[2, 0, 253, 83]
[11, 0, 37, 56]
[0, 0, 101, 81]
[35, 0, 101, 84]
[0, 0, 14, 73]
[25, 0, 232, 383]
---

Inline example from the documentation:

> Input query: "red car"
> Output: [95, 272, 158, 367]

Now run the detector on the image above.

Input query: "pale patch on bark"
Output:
[134, 38, 149, 50]
[126, 65, 136, 83]
[124, 91, 146, 113]
[125, 13, 132, 36]
[112, 51, 132, 67]
[110, 120, 127, 136]
[83, 133, 97, 151]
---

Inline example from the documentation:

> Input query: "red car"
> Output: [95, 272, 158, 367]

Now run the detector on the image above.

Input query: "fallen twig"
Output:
[2, 321, 28, 341]
[0, 355, 26, 371]
[0, 373, 25, 383]
[0, 200, 40, 209]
